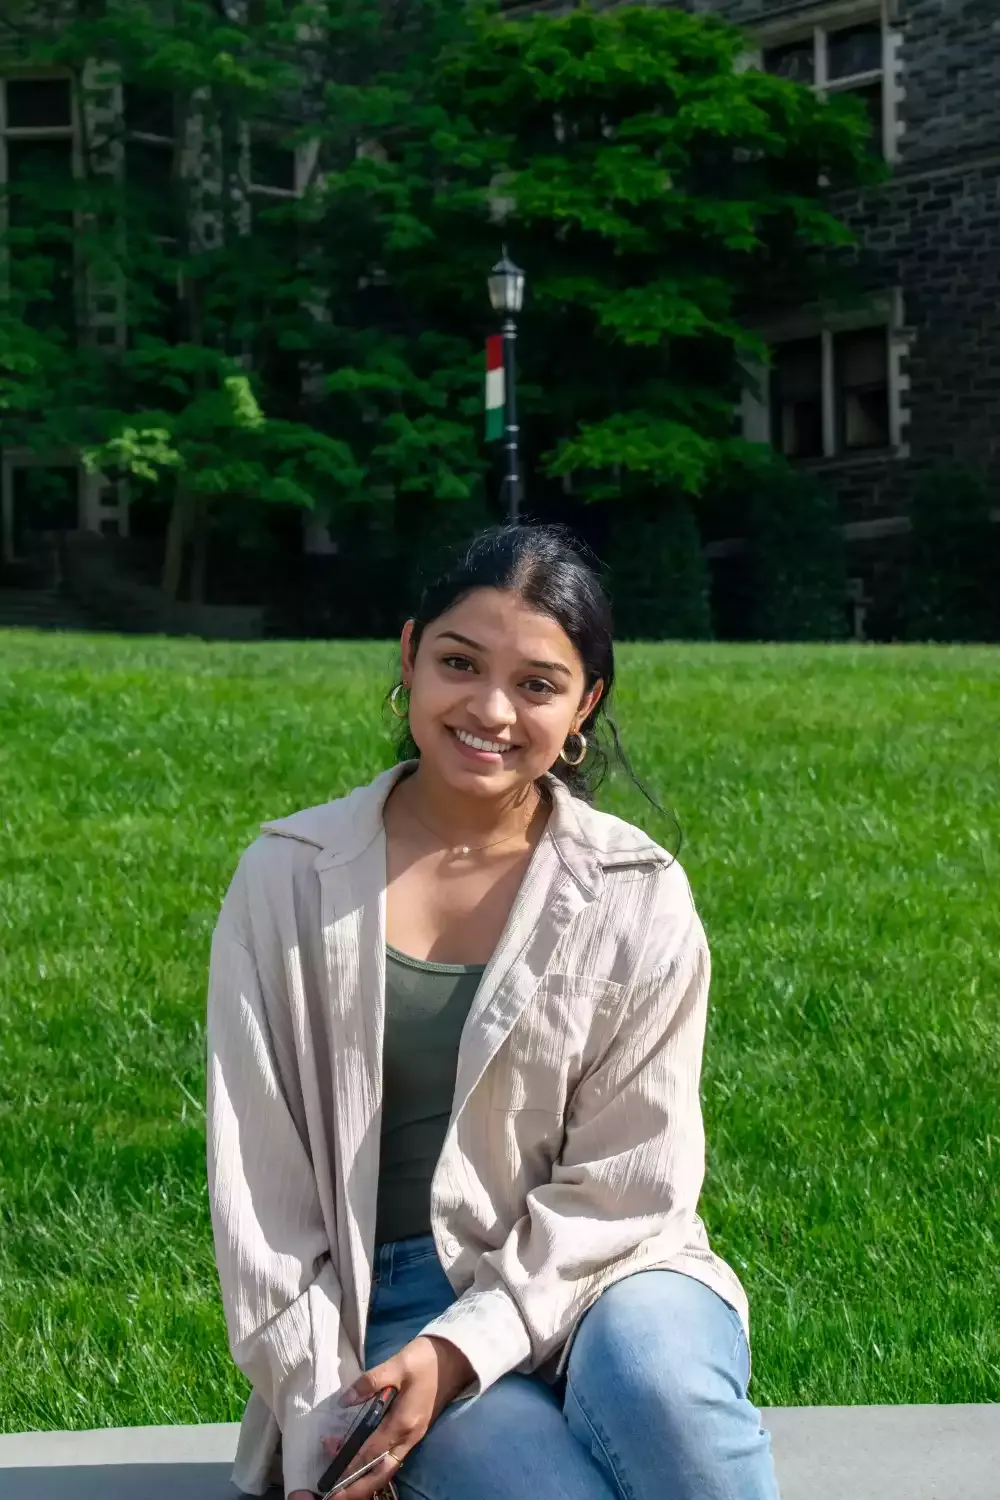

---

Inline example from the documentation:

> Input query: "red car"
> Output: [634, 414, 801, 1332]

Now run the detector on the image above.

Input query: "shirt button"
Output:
[444, 1238, 460, 1258]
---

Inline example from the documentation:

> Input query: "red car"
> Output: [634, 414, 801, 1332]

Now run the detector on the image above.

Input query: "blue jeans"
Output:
[366, 1235, 780, 1500]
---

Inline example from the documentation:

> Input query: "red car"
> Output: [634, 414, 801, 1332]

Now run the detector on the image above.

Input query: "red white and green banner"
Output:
[485, 334, 505, 442]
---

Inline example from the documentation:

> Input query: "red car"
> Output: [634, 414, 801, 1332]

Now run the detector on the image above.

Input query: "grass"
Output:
[1, 632, 998, 1434]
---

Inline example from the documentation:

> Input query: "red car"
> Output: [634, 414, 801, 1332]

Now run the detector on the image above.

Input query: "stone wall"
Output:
[696, 0, 1000, 480]
[896, 0, 1000, 166]
[682, 0, 1000, 168]
[831, 150, 1000, 507]
[671, 0, 1000, 633]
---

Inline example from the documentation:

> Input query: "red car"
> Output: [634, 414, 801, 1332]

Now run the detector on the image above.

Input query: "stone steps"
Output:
[1, 1406, 998, 1499]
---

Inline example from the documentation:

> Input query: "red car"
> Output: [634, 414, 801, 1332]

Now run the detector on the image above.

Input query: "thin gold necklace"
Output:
[407, 794, 540, 858]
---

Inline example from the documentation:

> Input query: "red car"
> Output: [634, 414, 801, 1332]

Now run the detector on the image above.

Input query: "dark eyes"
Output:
[440, 656, 558, 697]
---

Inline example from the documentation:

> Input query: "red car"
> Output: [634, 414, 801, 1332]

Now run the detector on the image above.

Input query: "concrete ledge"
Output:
[2, 1406, 998, 1499]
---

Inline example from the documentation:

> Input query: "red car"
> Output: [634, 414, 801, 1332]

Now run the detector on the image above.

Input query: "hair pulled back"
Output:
[394, 524, 666, 825]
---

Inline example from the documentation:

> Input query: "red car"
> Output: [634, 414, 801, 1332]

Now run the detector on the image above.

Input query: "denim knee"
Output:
[568, 1268, 749, 1413]
[563, 1271, 776, 1500]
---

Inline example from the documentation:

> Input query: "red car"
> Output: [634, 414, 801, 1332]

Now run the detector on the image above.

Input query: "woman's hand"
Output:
[318, 1335, 474, 1499]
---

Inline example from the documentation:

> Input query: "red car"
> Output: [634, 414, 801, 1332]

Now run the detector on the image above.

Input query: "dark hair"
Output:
[392, 524, 675, 837]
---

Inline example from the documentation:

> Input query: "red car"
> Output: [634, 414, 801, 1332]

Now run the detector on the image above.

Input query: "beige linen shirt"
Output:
[206, 764, 749, 1498]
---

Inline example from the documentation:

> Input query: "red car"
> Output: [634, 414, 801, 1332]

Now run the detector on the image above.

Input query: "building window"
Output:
[122, 83, 181, 345]
[246, 128, 299, 229]
[7, 77, 73, 130]
[244, 129, 303, 412]
[245, 128, 301, 244]
[762, 11, 894, 160]
[123, 83, 174, 140]
[123, 83, 176, 241]
[766, 323, 893, 461]
[249, 133, 297, 196]
[835, 327, 890, 451]
[1, 458, 81, 563]
[0, 75, 77, 332]
[771, 338, 824, 459]
[244, 129, 300, 247]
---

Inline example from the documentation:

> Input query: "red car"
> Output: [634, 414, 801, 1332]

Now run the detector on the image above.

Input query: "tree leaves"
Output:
[3, 0, 873, 593]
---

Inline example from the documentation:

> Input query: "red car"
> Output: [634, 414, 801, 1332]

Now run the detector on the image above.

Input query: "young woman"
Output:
[206, 525, 779, 1500]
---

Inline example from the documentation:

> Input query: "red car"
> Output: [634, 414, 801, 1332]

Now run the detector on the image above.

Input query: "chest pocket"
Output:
[486, 972, 626, 1116]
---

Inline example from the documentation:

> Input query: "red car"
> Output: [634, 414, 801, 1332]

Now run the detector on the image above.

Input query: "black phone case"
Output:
[315, 1387, 398, 1494]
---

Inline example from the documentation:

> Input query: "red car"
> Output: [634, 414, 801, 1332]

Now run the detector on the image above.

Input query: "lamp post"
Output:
[487, 249, 525, 524]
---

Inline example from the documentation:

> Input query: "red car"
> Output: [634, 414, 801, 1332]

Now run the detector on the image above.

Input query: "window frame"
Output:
[0, 73, 82, 313]
[123, 90, 177, 226]
[0, 448, 127, 562]
[833, 325, 893, 454]
[238, 126, 315, 386]
[243, 125, 306, 225]
[769, 335, 826, 460]
[741, 290, 910, 465]
[247, 129, 300, 199]
[0, 448, 82, 564]
[757, 2, 903, 165]
[118, 83, 185, 349]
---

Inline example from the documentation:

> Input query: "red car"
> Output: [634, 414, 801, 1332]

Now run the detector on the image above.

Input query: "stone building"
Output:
[684, 0, 1000, 636]
[0, 64, 334, 600]
[3, 2, 998, 635]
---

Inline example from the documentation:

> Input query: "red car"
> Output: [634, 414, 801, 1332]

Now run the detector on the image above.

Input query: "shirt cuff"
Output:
[420, 1284, 533, 1397]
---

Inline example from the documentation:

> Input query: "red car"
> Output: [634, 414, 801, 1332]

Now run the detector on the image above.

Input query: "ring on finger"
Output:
[387, 1447, 405, 1468]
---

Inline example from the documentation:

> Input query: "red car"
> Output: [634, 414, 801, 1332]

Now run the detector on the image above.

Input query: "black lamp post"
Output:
[487, 249, 526, 523]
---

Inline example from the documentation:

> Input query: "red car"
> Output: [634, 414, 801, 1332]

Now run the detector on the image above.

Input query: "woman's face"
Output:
[400, 588, 603, 798]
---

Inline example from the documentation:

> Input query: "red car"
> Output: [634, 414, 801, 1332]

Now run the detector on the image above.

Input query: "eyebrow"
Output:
[436, 629, 573, 678]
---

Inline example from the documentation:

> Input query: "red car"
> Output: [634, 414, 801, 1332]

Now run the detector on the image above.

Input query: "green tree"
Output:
[904, 465, 999, 642]
[304, 2, 875, 627]
[304, 0, 495, 595]
[606, 495, 713, 640]
[1, 0, 367, 601]
[401, 3, 876, 500]
[2, 1, 873, 618]
[738, 458, 849, 641]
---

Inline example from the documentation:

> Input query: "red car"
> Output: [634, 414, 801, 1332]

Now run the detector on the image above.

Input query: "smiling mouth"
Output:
[451, 727, 518, 755]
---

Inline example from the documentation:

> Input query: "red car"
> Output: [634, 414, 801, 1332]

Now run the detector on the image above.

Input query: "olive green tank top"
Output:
[374, 945, 486, 1247]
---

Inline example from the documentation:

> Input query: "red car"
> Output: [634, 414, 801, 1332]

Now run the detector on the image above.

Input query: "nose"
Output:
[468, 684, 517, 731]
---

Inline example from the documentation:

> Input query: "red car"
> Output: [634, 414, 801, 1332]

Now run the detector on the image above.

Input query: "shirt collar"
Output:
[259, 760, 667, 889]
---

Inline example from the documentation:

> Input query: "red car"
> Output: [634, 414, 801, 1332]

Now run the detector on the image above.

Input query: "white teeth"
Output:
[454, 728, 511, 754]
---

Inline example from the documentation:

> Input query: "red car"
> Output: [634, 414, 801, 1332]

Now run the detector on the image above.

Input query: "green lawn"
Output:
[1, 632, 998, 1433]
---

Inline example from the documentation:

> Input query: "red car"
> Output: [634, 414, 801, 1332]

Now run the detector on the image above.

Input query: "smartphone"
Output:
[323, 1449, 396, 1497]
[315, 1385, 398, 1496]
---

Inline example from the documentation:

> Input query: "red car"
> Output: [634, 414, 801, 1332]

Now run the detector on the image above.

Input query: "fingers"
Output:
[334, 1410, 412, 1487]
[330, 1397, 419, 1500]
[327, 1445, 404, 1500]
[329, 1339, 439, 1498]
[339, 1359, 396, 1408]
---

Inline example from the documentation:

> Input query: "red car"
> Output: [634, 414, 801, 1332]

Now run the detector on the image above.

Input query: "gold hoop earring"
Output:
[560, 731, 588, 767]
[389, 683, 409, 719]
